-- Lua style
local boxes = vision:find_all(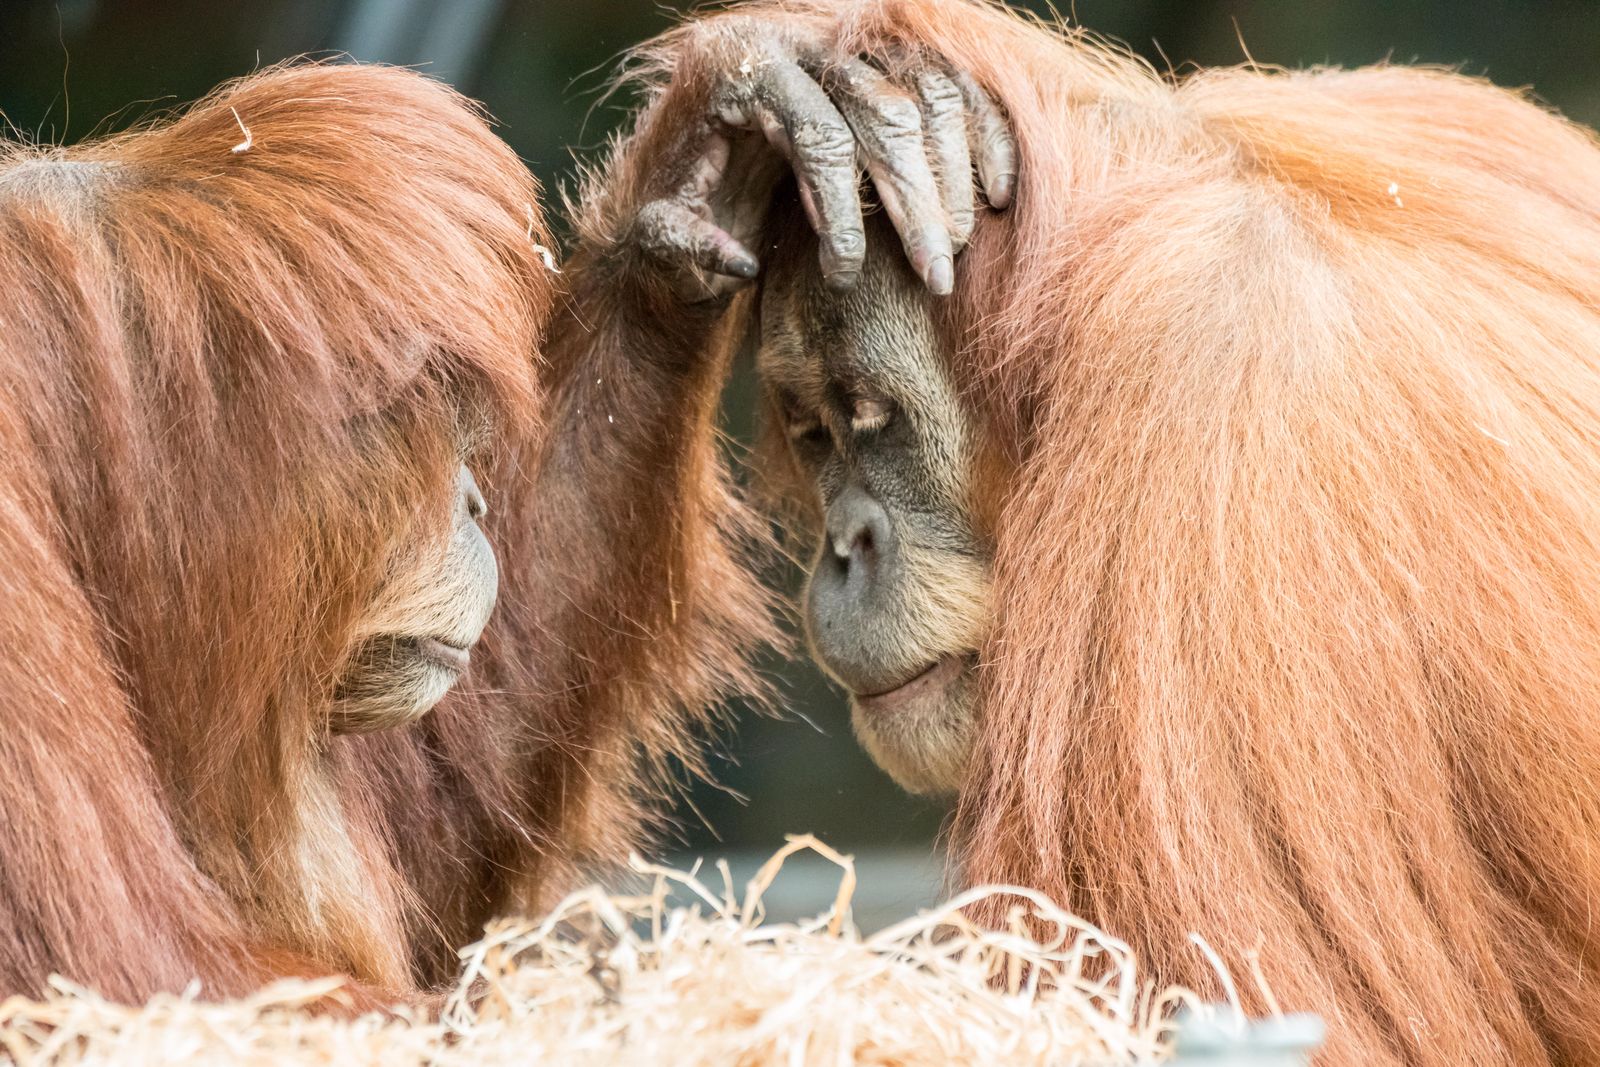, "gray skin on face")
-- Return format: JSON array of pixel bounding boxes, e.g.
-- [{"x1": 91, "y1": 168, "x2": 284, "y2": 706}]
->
[
  {"x1": 758, "y1": 214, "x2": 991, "y2": 796},
  {"x1": 329, "y1": 464, "x2": 498, "y2": 733}
]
